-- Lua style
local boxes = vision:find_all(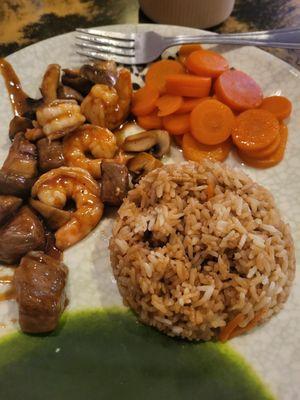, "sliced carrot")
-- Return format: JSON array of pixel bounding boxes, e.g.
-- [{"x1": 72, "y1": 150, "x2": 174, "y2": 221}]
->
[
  {"x1": 229, "y1": 309, "x2": 266, "y2": 340},
  {"x1": 190, "y1": 99, "x2": 235, "y2": 145},
  {"x1": 165, "y1": 74, "x2": 212, "y2": 98},
  {"x1": 145, "y1": 59, "x2": 185, "y2": 94},
  {"x1": 156, "y1": 94, "x2": 183, "y2": 117},
  {"x1": 215, "y1": 70, "x2": 263, "y2": 111},
  {"x1": 238, "y1": 124, "x2": 288, "y2": 168},
  {"x1": 131, "y1": 85, "x2": 159, "y2": 116},
  {"x1": 182, "y1": 133, "x2": 232, "y2": 163},
  {"x1": 232, "y1": 109, "x2": 279, "y2": 152},
  {"x1": 162, "y1": 113, "x2": 190, "y2": 136},
  {"x1": 206, "y1": 181, "x2": 215, "y2": 200},
  {"x1": 178, "y1": 44, "x2": 202, "y2": 65},
  {"x1": 260, "y1": 95, "x2": 292, "y2": 120},
  {"x1": 173, "y1": 135, "x2": 183, "y2": 147},
  {"x1": 179, "y1": 44, "x2": 203, "y2": 56},
  {"x1": 186, "y1": 49, "x2": 229, "y2": 78},
  {"x1": 240, "y1": 129, "x2": 281, "y2": 160},
  {"x1": 219, "y1": 313, "x2": 244, "y2": 342},
  {"x1": 137, "y1": 112, "x2": 162, "y2": 130},
  {"x1": 175, "y1": 97, "x2": 210, "y2": 114}
]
